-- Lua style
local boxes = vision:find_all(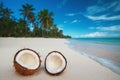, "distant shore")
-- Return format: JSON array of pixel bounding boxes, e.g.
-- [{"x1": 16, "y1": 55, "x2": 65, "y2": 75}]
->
[{"x1": 0, "y1": 38, "x2": 120, "y2": 80}]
